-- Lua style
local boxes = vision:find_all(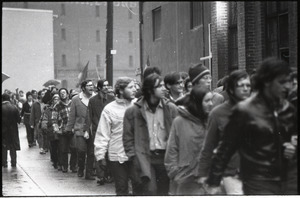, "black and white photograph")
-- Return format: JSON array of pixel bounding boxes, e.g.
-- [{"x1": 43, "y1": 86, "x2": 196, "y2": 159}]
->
[{"x1": 2, "y1": 1, "x2": 298, "y2": 196}]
